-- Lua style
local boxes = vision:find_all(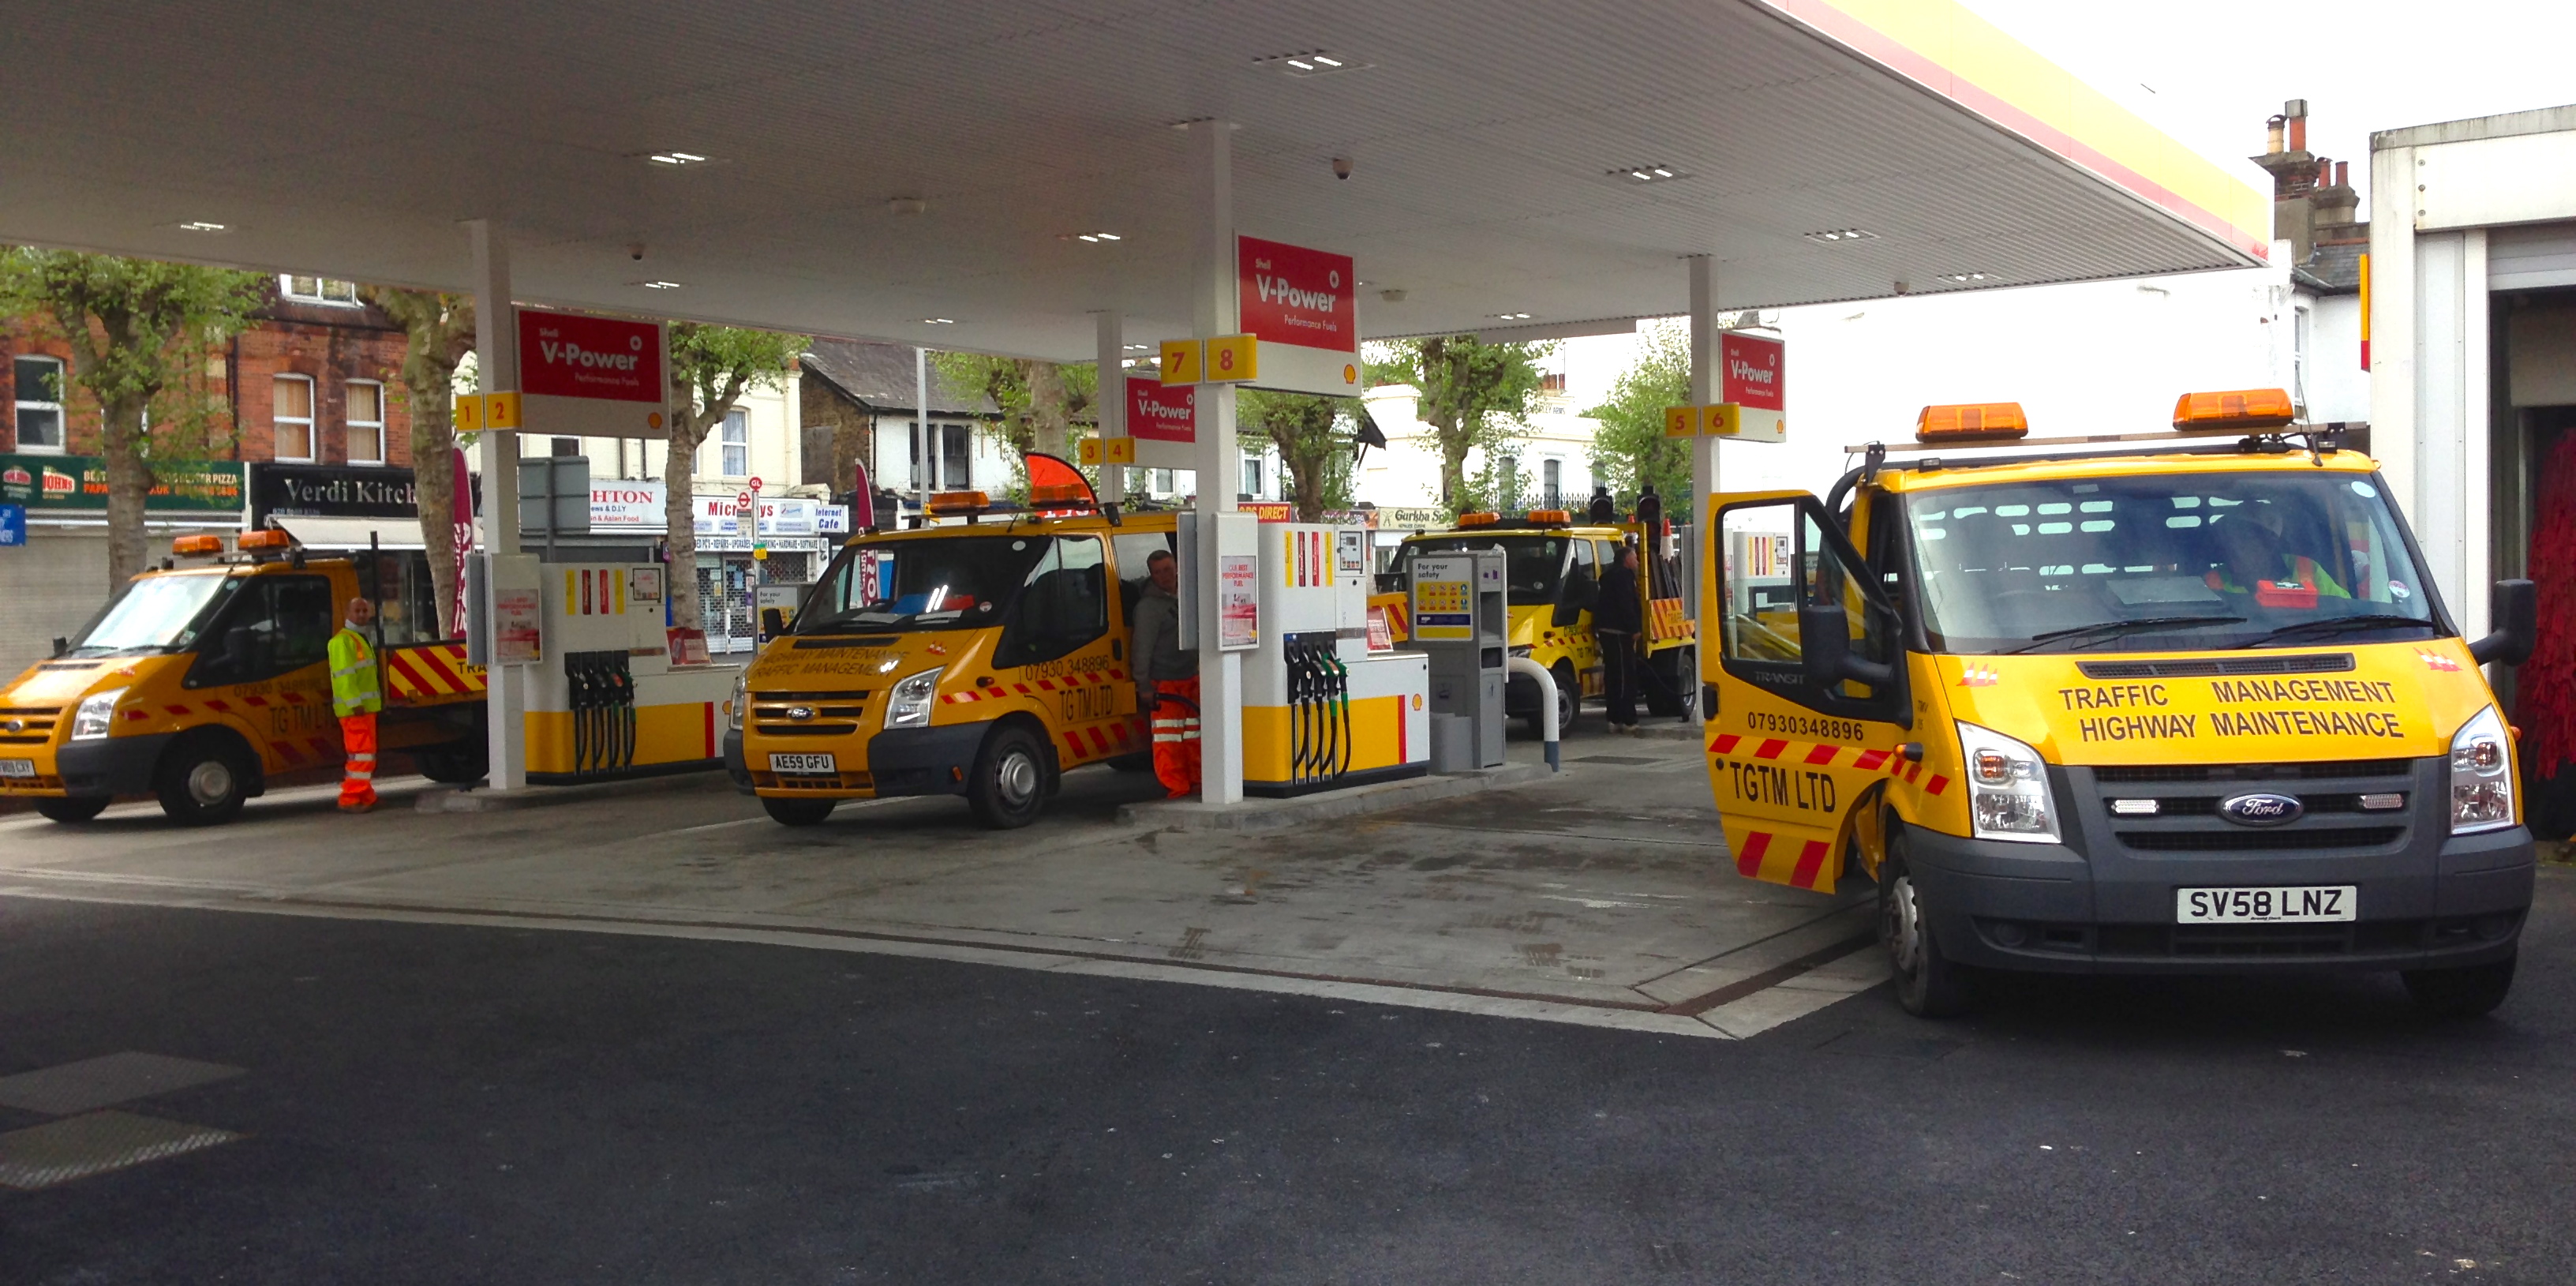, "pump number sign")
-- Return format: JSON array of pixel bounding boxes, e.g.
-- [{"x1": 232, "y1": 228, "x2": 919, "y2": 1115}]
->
[{"x1": 1412, "y1": 554, "x2": 1473, "y2": 642}]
